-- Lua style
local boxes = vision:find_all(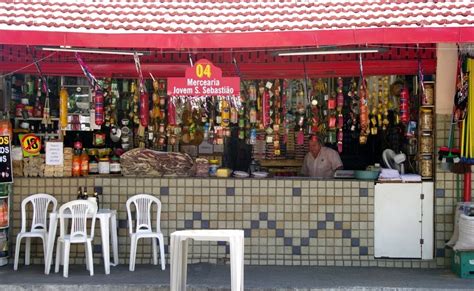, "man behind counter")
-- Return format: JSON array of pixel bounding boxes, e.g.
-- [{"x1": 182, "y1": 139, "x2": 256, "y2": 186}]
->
[{"x1": 301, "y1": 134, "x2": 343, "y2": 178}]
